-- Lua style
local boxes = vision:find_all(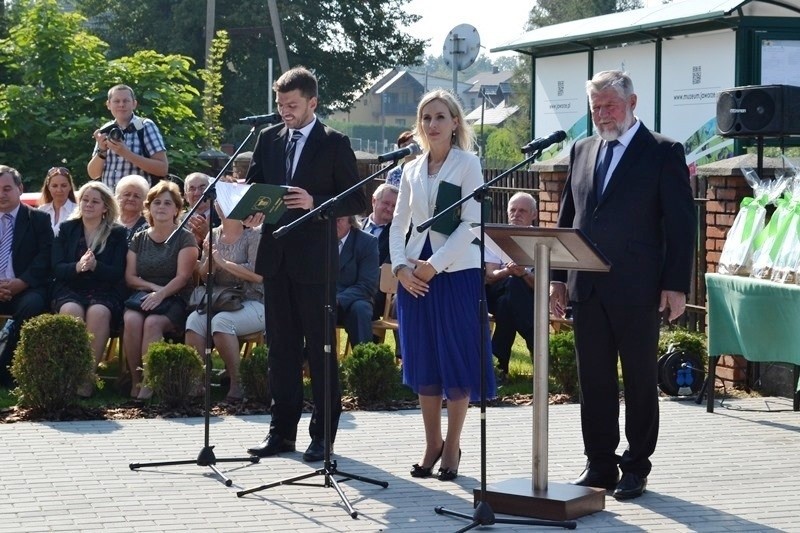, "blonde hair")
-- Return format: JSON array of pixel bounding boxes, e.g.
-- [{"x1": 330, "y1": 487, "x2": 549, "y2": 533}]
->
[
  {"x1": 72, "y1": 181, "x2": 119, "y2": 254},
  {"x1": 413, "y1": 89, "x2": 475, "y2": 153}
]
